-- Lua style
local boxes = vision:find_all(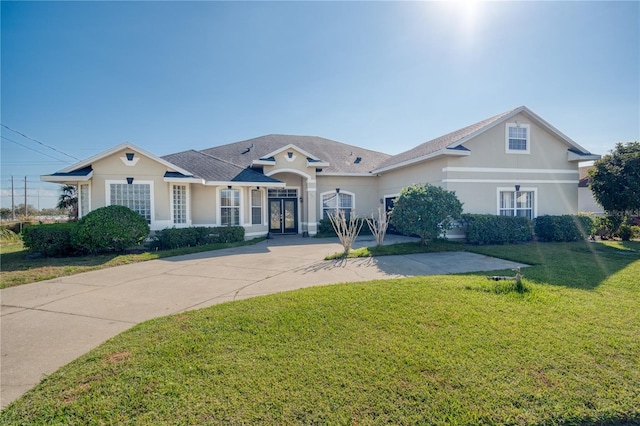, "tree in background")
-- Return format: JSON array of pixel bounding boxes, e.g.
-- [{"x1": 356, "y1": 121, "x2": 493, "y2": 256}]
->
[
  {"x1": 390, "y1": 184, "x2": 463, "y2": 245},
  {"x1": 57, "y1": 184, "x2": 78, "y2": 220},
  {"x1": 589, "y1": 142, "x2": 640, "y2": 217}
]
